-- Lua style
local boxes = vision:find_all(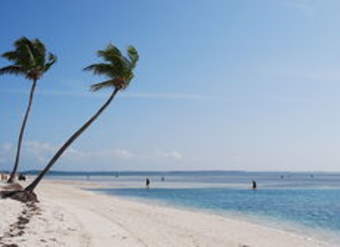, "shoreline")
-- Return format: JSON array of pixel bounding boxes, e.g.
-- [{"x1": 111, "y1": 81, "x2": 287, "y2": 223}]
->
[
  {"x1": 88, "y1": 183, "x2": 340, "y2": 246},
  {"x1": 1, "y1": 179, "x2": 336, "y2": 247}
]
